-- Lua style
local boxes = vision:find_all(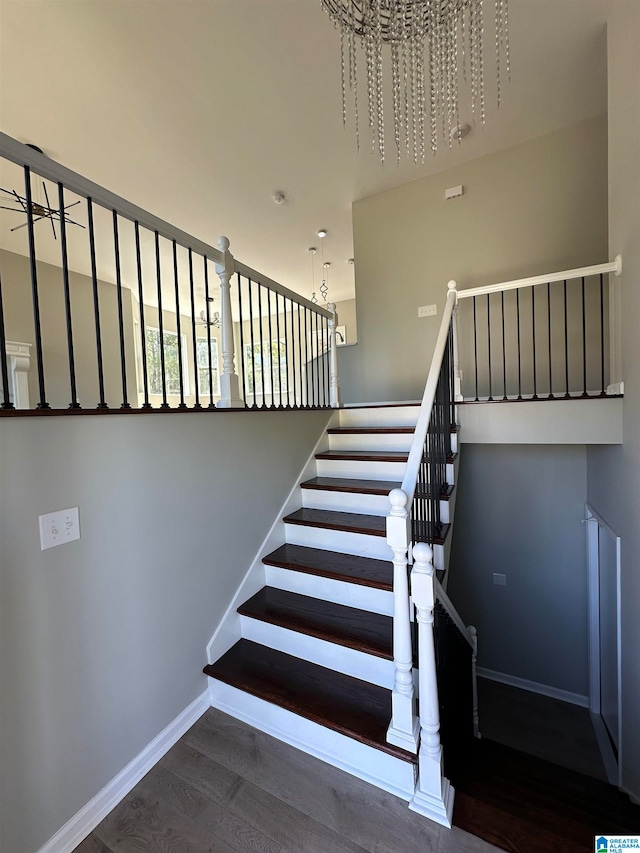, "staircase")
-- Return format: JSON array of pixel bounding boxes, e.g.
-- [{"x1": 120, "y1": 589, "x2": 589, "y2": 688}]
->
[{"x1": 204, "y1": 403, "x2": 458, "y2": 802}]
